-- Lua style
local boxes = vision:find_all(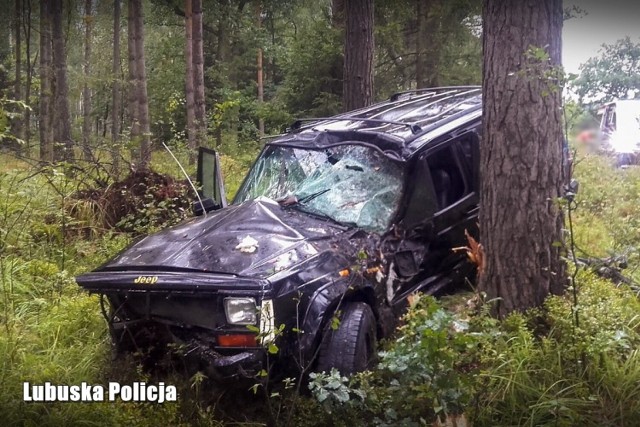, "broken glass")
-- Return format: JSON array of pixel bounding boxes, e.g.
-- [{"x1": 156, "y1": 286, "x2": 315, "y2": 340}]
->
[{"x1": 234, "y1": 145, "x2": 405, "y2": 233}]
